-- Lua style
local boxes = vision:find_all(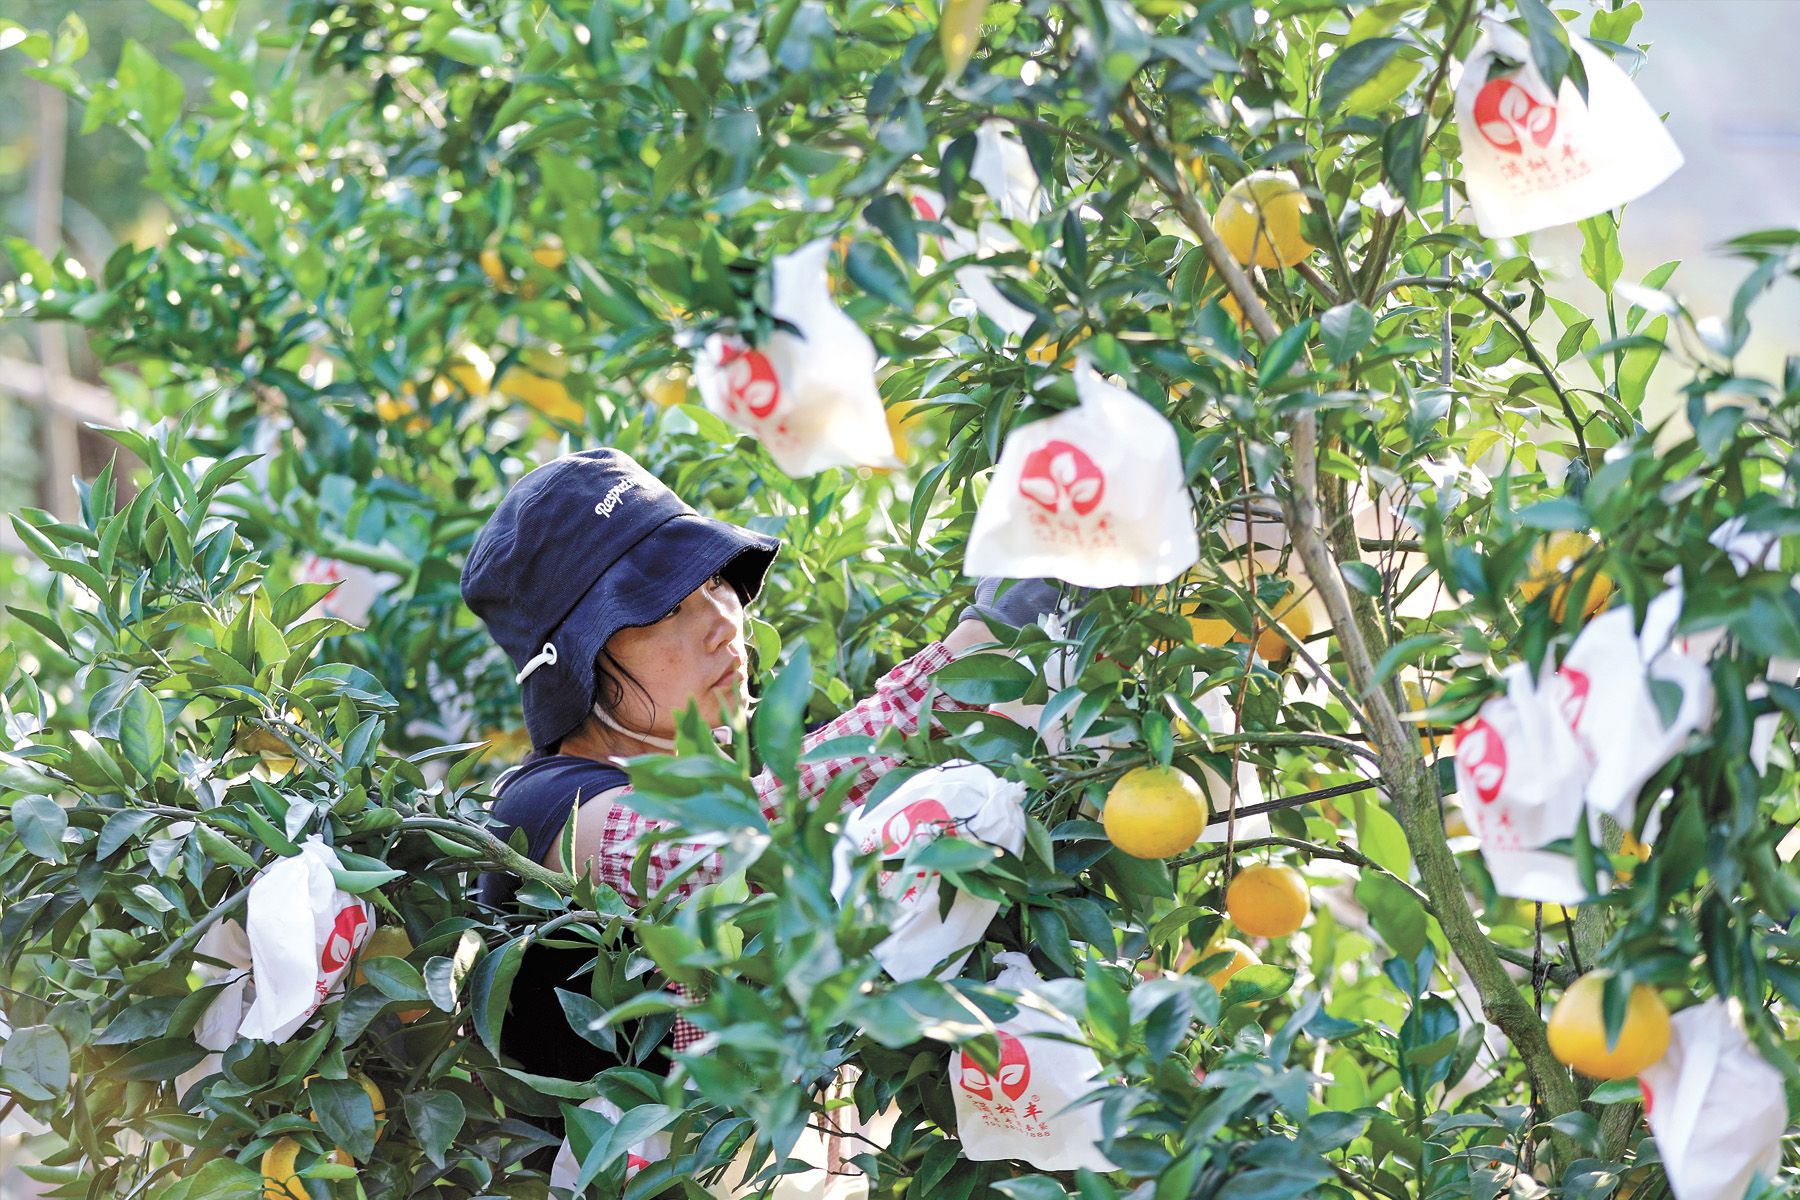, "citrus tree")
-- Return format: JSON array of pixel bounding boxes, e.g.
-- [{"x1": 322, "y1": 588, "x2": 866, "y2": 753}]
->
[{"x1": 3, "y1": 1, "x2": 1798, "y2": 1199}]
